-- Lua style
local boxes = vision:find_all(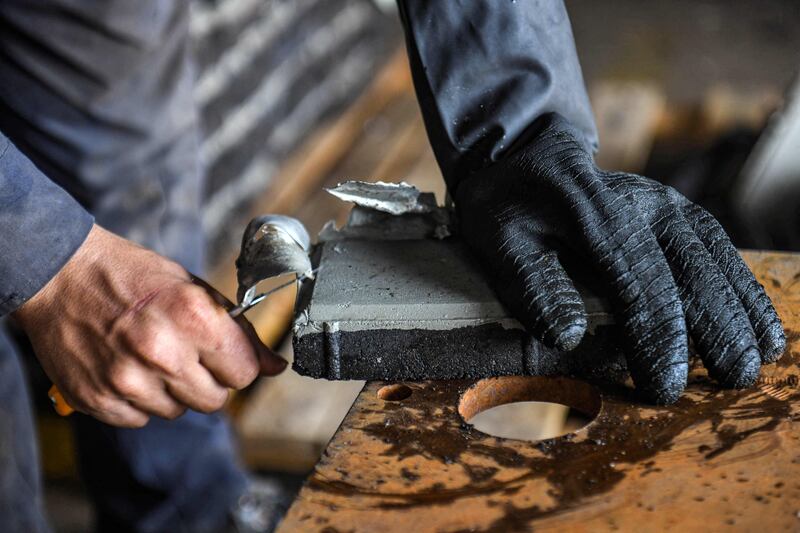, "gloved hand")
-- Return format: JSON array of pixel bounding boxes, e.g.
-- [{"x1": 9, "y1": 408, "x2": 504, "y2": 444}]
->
[{"x1": 457, "y1": 113, "x2": 785, "y2": 404}]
